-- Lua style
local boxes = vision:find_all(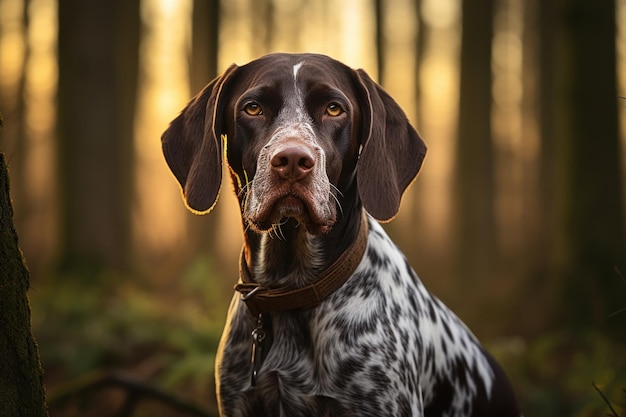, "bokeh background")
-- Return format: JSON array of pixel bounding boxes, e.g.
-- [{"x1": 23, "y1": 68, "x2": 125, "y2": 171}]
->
[{"x1": 1, "y1": 0, "x2": 625, "y2": 415}]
